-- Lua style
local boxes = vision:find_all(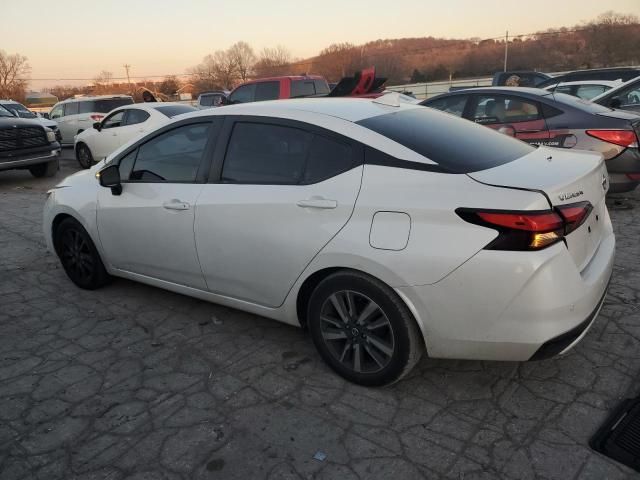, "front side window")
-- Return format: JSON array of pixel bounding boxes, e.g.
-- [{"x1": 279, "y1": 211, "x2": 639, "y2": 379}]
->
[
  {"x1": 49, "y1": 105, "x2": 64, "y2": 119},
  {"x1": 229, "y1": 84, "x2": 256, "y2": 104},
  {"x1": 424, "y1": 95, "x2": 467, "y2": 117},
  {"x1": 123, "y1": 109, "x2": 150, "y2": 126},
  {"x1": 5, "y1": 103, "x2": 36, "y2": 118},
  {"x1": 64, "y1": 102, "x2": 79, "y2": 116},
  {"x1": 102, "y1": 111, "x2": 125, "y2": 129},
  {"x1": 254, "y1": 82, "x2": 280, "y2": 101},
  {"x1": 471, "y1": 96, "x2": 540, "y2": 124},
  {"x1": 129, "y1": 123, "x2": 210, "y2": 182}
]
